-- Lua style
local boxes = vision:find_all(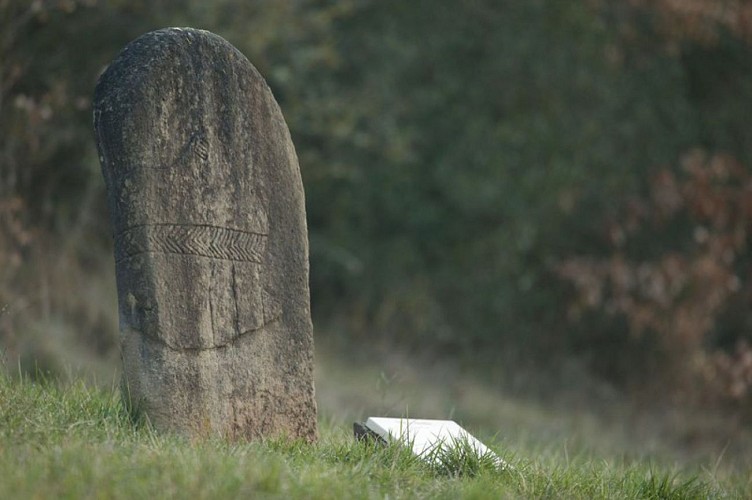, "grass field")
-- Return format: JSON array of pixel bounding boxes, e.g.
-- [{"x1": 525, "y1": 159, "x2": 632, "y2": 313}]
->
[{"x1": 2, "y1": 354, "x2": 750, "y2": 499}]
